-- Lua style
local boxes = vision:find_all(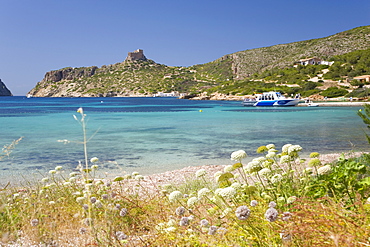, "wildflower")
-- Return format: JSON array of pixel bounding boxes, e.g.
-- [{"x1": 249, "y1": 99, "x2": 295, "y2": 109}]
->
[
  {"x1": 94, "y1": 200, "x2": 103, "y2": 208},
  {"x1": 198, "y1": 188, "x2": 211, "y2": 198},
  {"x1": 266, "y1": 151, "x2": 276, "y2": 158},
  {"x1": 91, "y1": 165, "x2": 98, "y2": 170},
  {"x1": 235, "y1": 205, "x2": 251, "y2": 220},
  {"x1": 280, "y1": 155, "x2": 291, "y2": 164},
  {"x1": 218, "y1": 187, "x2": 236, "y2": 199},
  {"x1": 49, "y1": 170, "x2": 56, "y2": 175},
  {"x1": 265, "y1": 207, "x2": 279, "y2": 222},
  {"x1": 287, "y1": 196, "x2": 297, "y2": 204},
  {"x1": 77, "y1": 107, "x2": 83, "y2": 114},
  {"x1": 245, "y1": 161, "x2": 261, "y2": 173},
  {"x1": 367, "y1": 197, "x2": 370, "y2": 204},
  {"x1": 82, "y1": 204, "x2": 89, "y2": 211},
  {"x1": 175, "y1": 206, "x2": 186, "y2": 216},
  {"x1": 258, "y1": 168, "x2": 271, "y2": 177},
  {"x1": 230, "y1": 150, "x2": 247, "y2": 161},
  {"x1": 101, "y1": 194, "x2": 109, "y2": 200},
  {"x1": 208, "y1": 226, "x2": 218, "y2": 235},
  {"x1": 49, "y1": 201, "x2": 56, "y2": 205},
  {"x1": 317, "y1": 165, "x2": 332, "y2": 175},
  {"x1": 187, "y1": 197, "x2": 198, "y2": 207},
  {"x1": 266, "y1": 144, "x2": 275, "y2": 150},
  {"x1": 257, "y1": 146, "x2": 268, "y2": 153},
  {"x1": 231, "y1": 182, "x2": 242, "y2": 190},
  {"x1": 224, "y1": 165, "x2": 234, "y2": 173},
  {"x1": 116, "y1": 231, "x2": 127, "y2": 240},
  {"x1": 179, "y1": 217, "x2": 189, "y2": 226},
  {"x1": 167, "y1": 191, "x2": 182, "y2": 203},
  {"x1": 135, "y1": 175, "x2": 144, "y2": 180},
  {"x1": 250, "y1": 200, "x2": 258, "y2": 207},
  {"x1": 55, "y1": 166, "x2": 63, "y2": 171},
  {"x1": 90, "y1": 197, "x2": 97, "y2": 203},
  {"x1": 119, "y1": 208, "x2": 128, "y2": 217},
  {"x1": 271, "y1": 174, "x2": 283, "y2": 184},
  {"x1": 30, "y1": 219, "x2": 39, "y2": 226},
  {"x1": 213, "y1": 171, "x2": 223, "y2": 180},
  {"x1": 200, "y1": 219, "x2": 209, "y2": 227},
  {"x1": 287, "y1": 145, "x2": 302, "y2": 155},
  {"x1": 282, "y1": 144, "x2": 292, "y2": 153},
  {"x1": 132, "y1": 171, "x2": 139, "y2": 176},
  {"x1": 115, "y1": 203, "x2": 121, "y2": 209},
  {"x1": 90, "y1": 157, "x2": 99, "y2": 163},
  {"x1": 79, "y1": 227, "x2": 87, "y2": 234},
  {"x1": 195, "y1": 168, "x2": 207, "y2": 177},
  {"x1": 308, "y1": 158, "x2": 321, "y2": 167},
  {"x1": 41, "y1": 177, "x2": 49, "y2": 183},
  {"x1": 269, "y1": 201, "x2": 277, "y2": 208},
  {"x1": 309, "y1": 152, "x2": 320, "y2": 158}
]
